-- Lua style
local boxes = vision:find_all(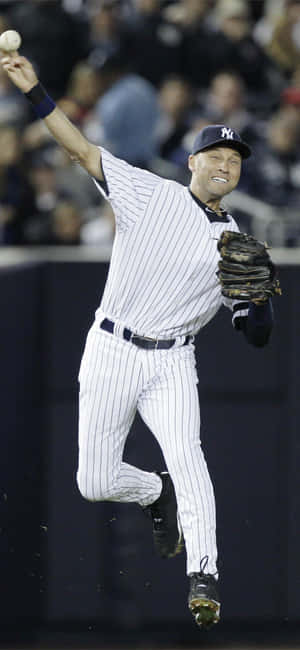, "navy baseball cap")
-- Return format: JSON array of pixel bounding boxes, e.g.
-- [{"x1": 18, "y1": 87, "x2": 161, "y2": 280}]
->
[{"x1": 192, "y1": 124, "x2": 251, "y2": 159}]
